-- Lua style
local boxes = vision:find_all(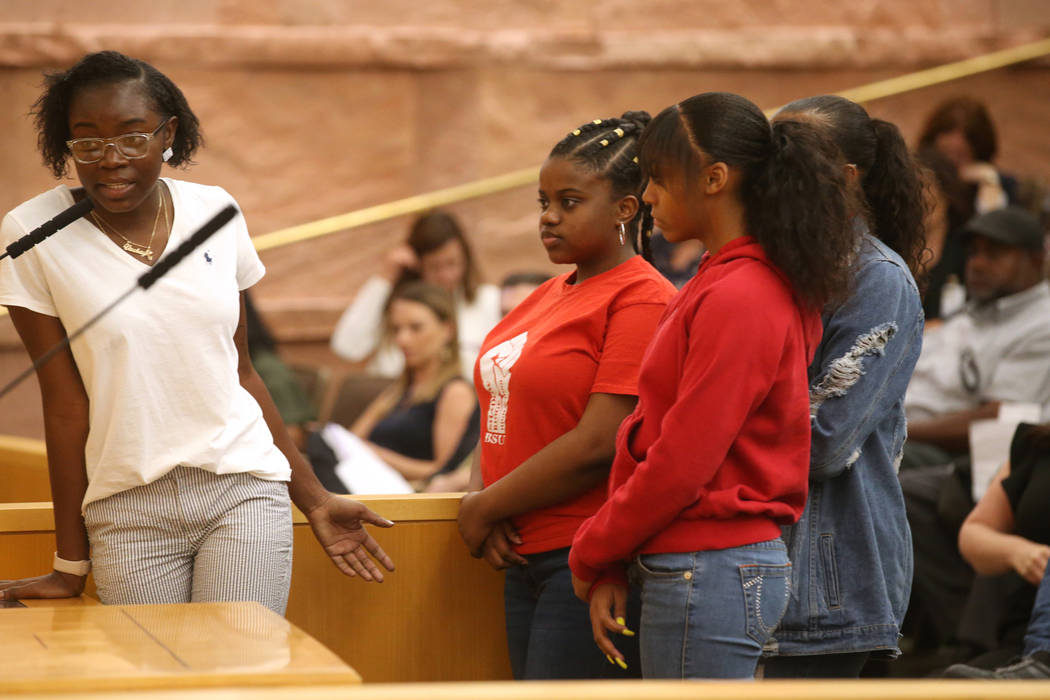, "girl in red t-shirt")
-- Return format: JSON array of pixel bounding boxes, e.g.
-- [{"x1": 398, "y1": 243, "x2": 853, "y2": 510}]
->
[
  {"x1": 456, "y1": 112, "x2": 676, "y2": 679},
  {"x1": 567, "y1": 92, "x2": 859, "y2": 679}
]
